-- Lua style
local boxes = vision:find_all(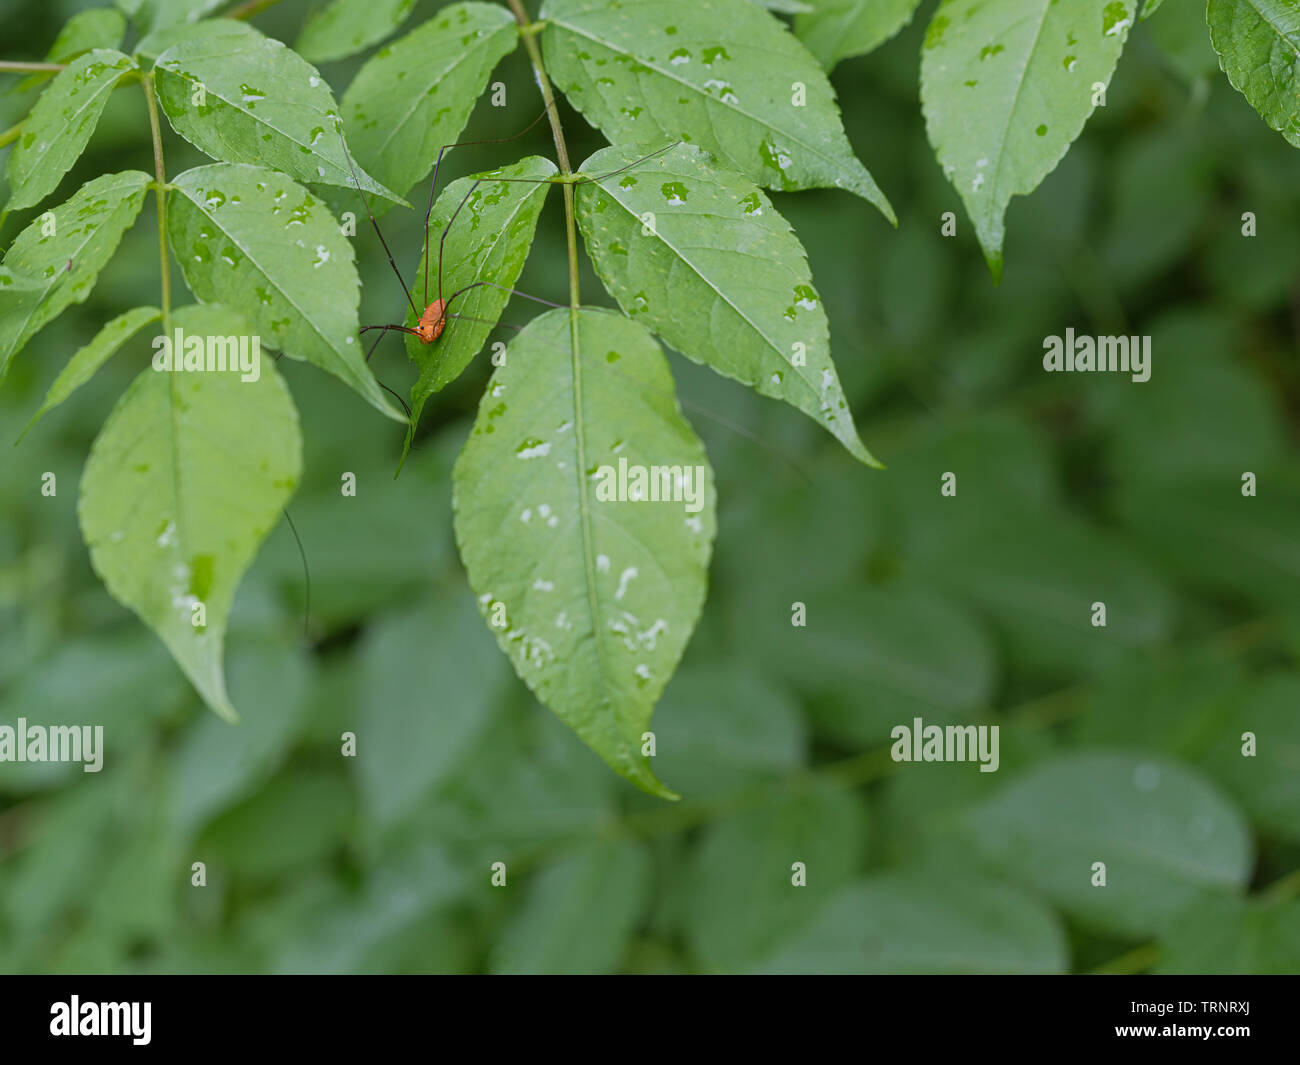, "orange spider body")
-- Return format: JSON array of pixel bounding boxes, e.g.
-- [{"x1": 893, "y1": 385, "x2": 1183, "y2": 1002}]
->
[{"x1": 416, "y1": 298, "x2": 447, "y2": 343}]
